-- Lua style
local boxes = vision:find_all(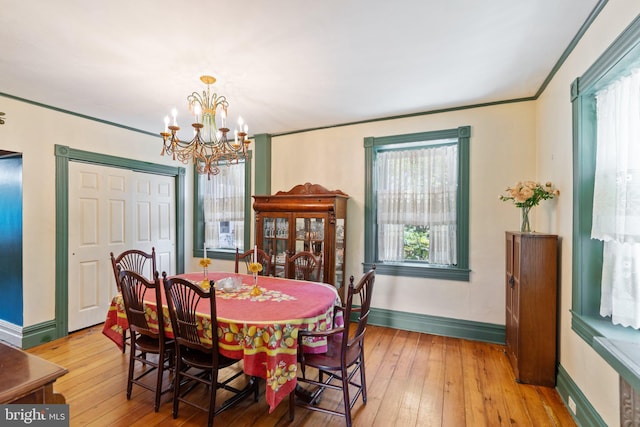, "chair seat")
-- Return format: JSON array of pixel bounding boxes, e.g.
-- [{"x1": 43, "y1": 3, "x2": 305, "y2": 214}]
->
[
  {"x1": 301, "y1": 333, "x2": 360, "y2": 371},
  {"x1": 134, "y1": 334, "x2": 174, "y2": 354},
  {"x1": 180, "y1": 347, "x2": 239, "y2": 370}
]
